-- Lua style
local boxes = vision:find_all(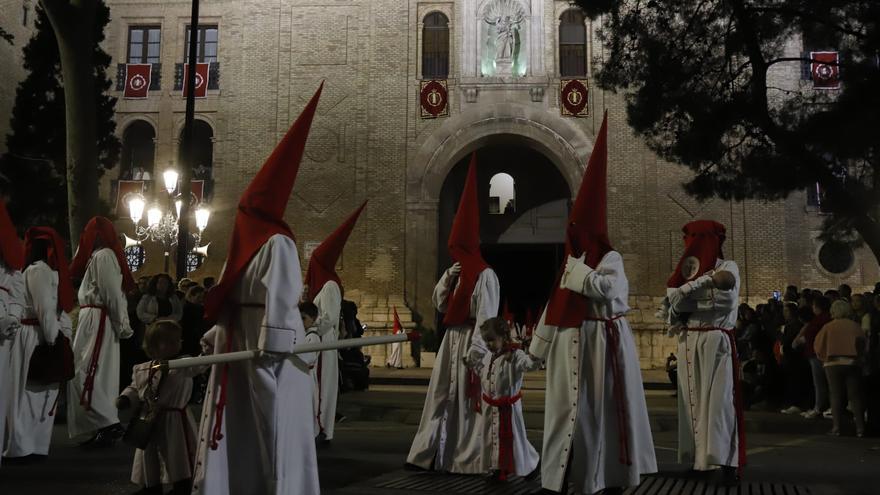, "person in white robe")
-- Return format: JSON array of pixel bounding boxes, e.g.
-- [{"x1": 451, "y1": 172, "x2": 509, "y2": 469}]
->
[
  {"x1": 0, "y1": 199, "x2": 25, "y2": 468},
  {"x1": 660, "y1": 220, "x2": 743, "y2": 486},
  {"x1": 304, "y1": 201, "x2": 367, "y2": 443},
  {"x1": 4, "y1": 227, "x2": 74, "y2": 460},
  {"x1": 191, "y1": 83, "x2": 323, "y2": 495},
  {"x1": 530, "y1": 113, "x2": 656, "y2": 495},
  {"x1": 67, "y1": 217, "x2": 135, "y2": 445},
  {"x1": 117, "y1": 320, "x2": 206, "y2": 495},
  {"x1": 476, "y1": 317, "x2": 541, "y2": 480},
  {"x1": 386, "y1": 307, "x2": 404, "y2": 369},
  {"x1": 407, "y1": 153, "x2": 500, "y2": 474}
]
